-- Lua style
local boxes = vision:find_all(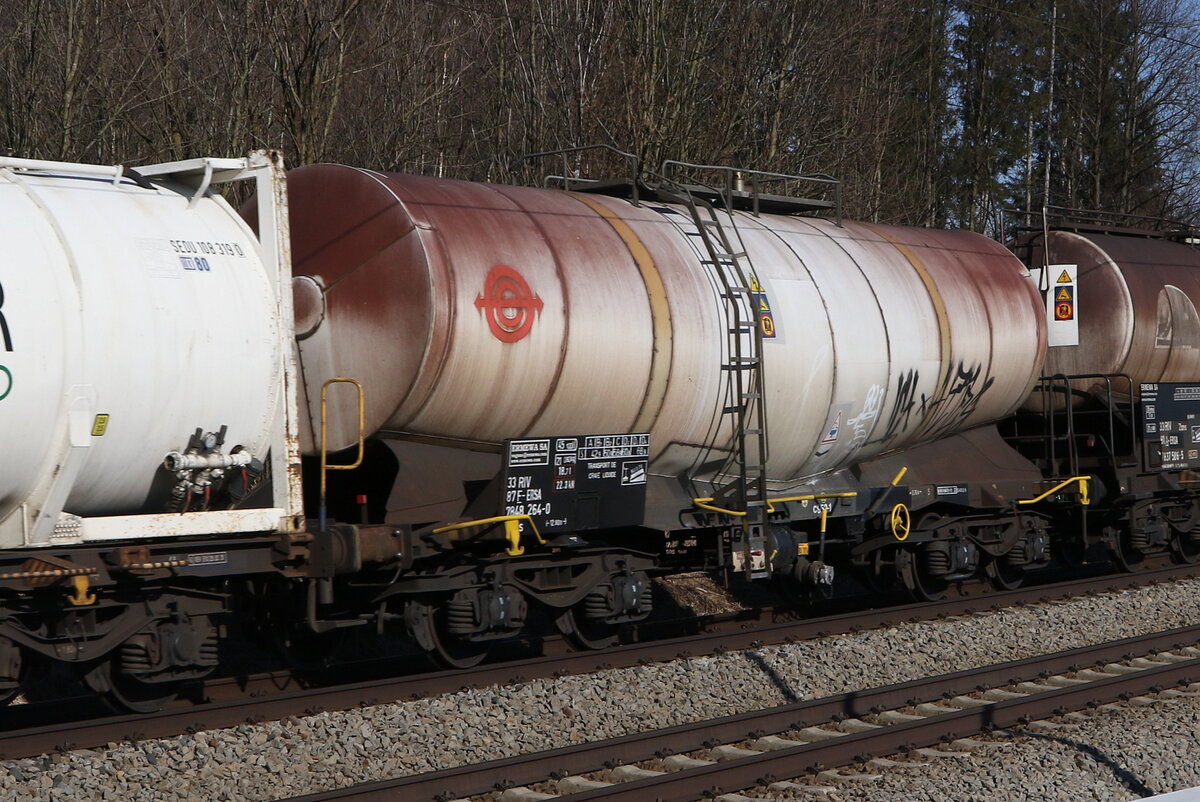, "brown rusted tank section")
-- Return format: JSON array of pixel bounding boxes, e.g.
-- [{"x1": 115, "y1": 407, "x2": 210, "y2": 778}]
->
[
  {"x1": 1019, "y1": 230, "x2": 1200, "y2": 390},
  {"x1": 271, "y1": 164, "x2": 719, "y2": 458}
]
